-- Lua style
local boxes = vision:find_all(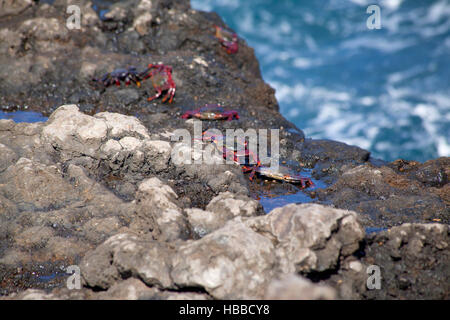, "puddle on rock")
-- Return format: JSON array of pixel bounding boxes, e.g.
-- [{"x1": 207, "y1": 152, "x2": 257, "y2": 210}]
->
[
  {"x1": 365, "y1": 227, "x2": 389, "y2": 234},
  {"x1": 0, "y1": 110, "x2": 48, "y2": 123}
]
